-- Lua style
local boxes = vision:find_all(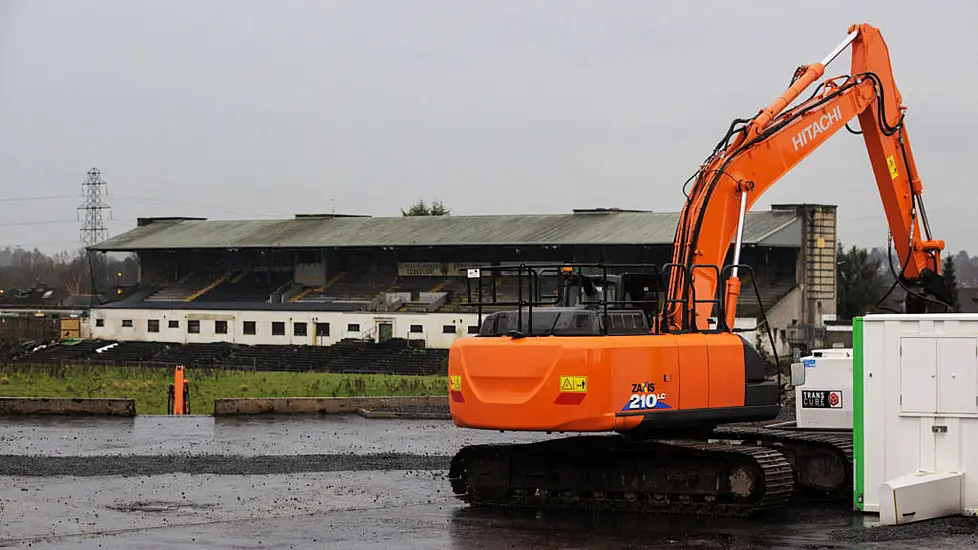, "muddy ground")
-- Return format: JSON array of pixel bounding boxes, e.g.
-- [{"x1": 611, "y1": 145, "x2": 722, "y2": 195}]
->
[{"x1": 1, "y1": 414, "x2": 976, "y2": 549}]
